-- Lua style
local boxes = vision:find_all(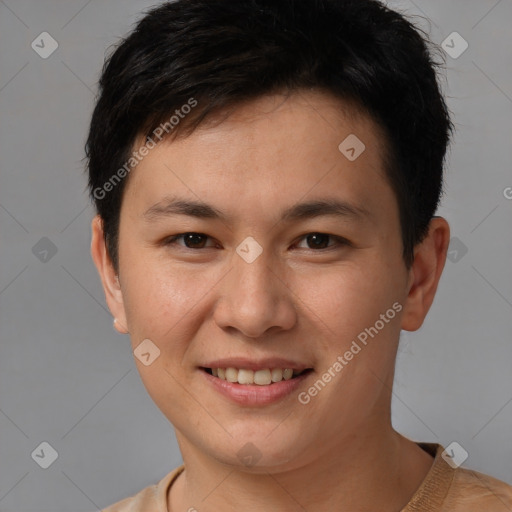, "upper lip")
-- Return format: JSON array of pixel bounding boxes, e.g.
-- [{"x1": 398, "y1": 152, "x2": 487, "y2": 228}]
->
[{"x1": 201, "y1": 358, "x2": 313, "y2": 372}]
